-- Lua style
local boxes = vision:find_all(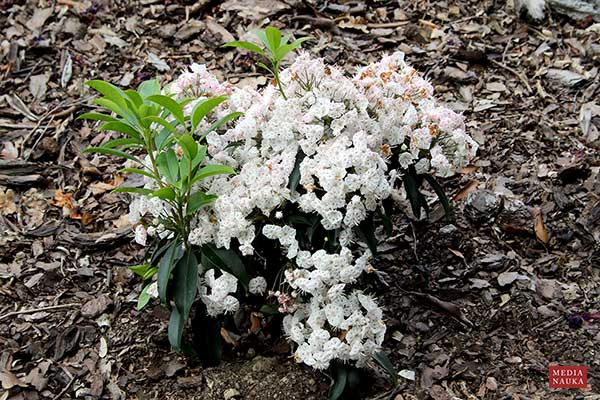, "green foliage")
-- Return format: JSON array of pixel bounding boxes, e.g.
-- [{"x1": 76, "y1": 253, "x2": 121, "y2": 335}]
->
[
  {"x1": 80, "y1": 78, "x2": 242, "y2": 352},
  {"x1": 224, "y1": 26, "x2": 311, "y2": 99}
]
